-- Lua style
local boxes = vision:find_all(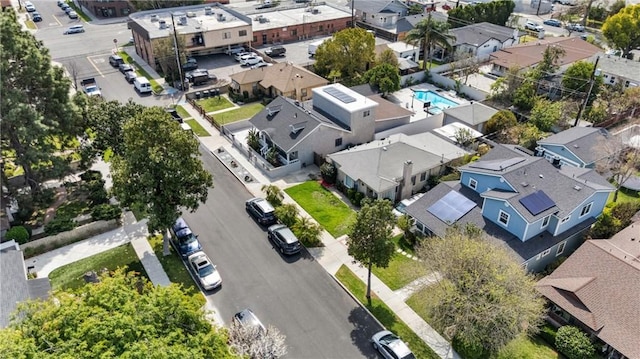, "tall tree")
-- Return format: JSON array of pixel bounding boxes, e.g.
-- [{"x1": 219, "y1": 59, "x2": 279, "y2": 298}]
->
[
  {"x1": 414, "y1": 227, "x2": 544, "y2": 357},
  {"x1": 314, "y1": 28, "x2": 375, "y2": 84},
  {"x1": 403, "y1": 13, "x2": 456, "y2": 70},
  {"x1": 347, "y1": 199, "x2": 396, "y2": 305},
  {"x1": 529, "y1": 98, "x2": 562, "y2": 132},
  {"x1": 595, "y1": 130, "x2": 640, "y2": 202},
  {"x1": 536, "y1": 45, "x2": 566, "y2": 76},
  {"x1": 1, "y1": 9, "x2": 84, "y2": 193},
  {"x1": 377, "y1": 48, "x2": 399, "y2": 68},
  {"x1": 110, "y1": 107, "x2": 212, "y2": 248},
  {"x1": 228, "y1": 320, "x2": 287, "y2": 359},
  {"x1": 363, "y1": 63, "x2": 401, "y2": 97},
  {"x1": 154, "y1": 35, "x2": 186, "y2": 85},
  {"x1": 602, "y1": 4, "x2": 640, "y2": 57},
  {"x1": 484, "y1": 109, "x2": 517, "y2": 135},
  {"x1": 0, "y1": 269, "x2": 233, "y2": 358},
  {"x1": 562, "y1": 61, "x2": 603, "y2": 104}
]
